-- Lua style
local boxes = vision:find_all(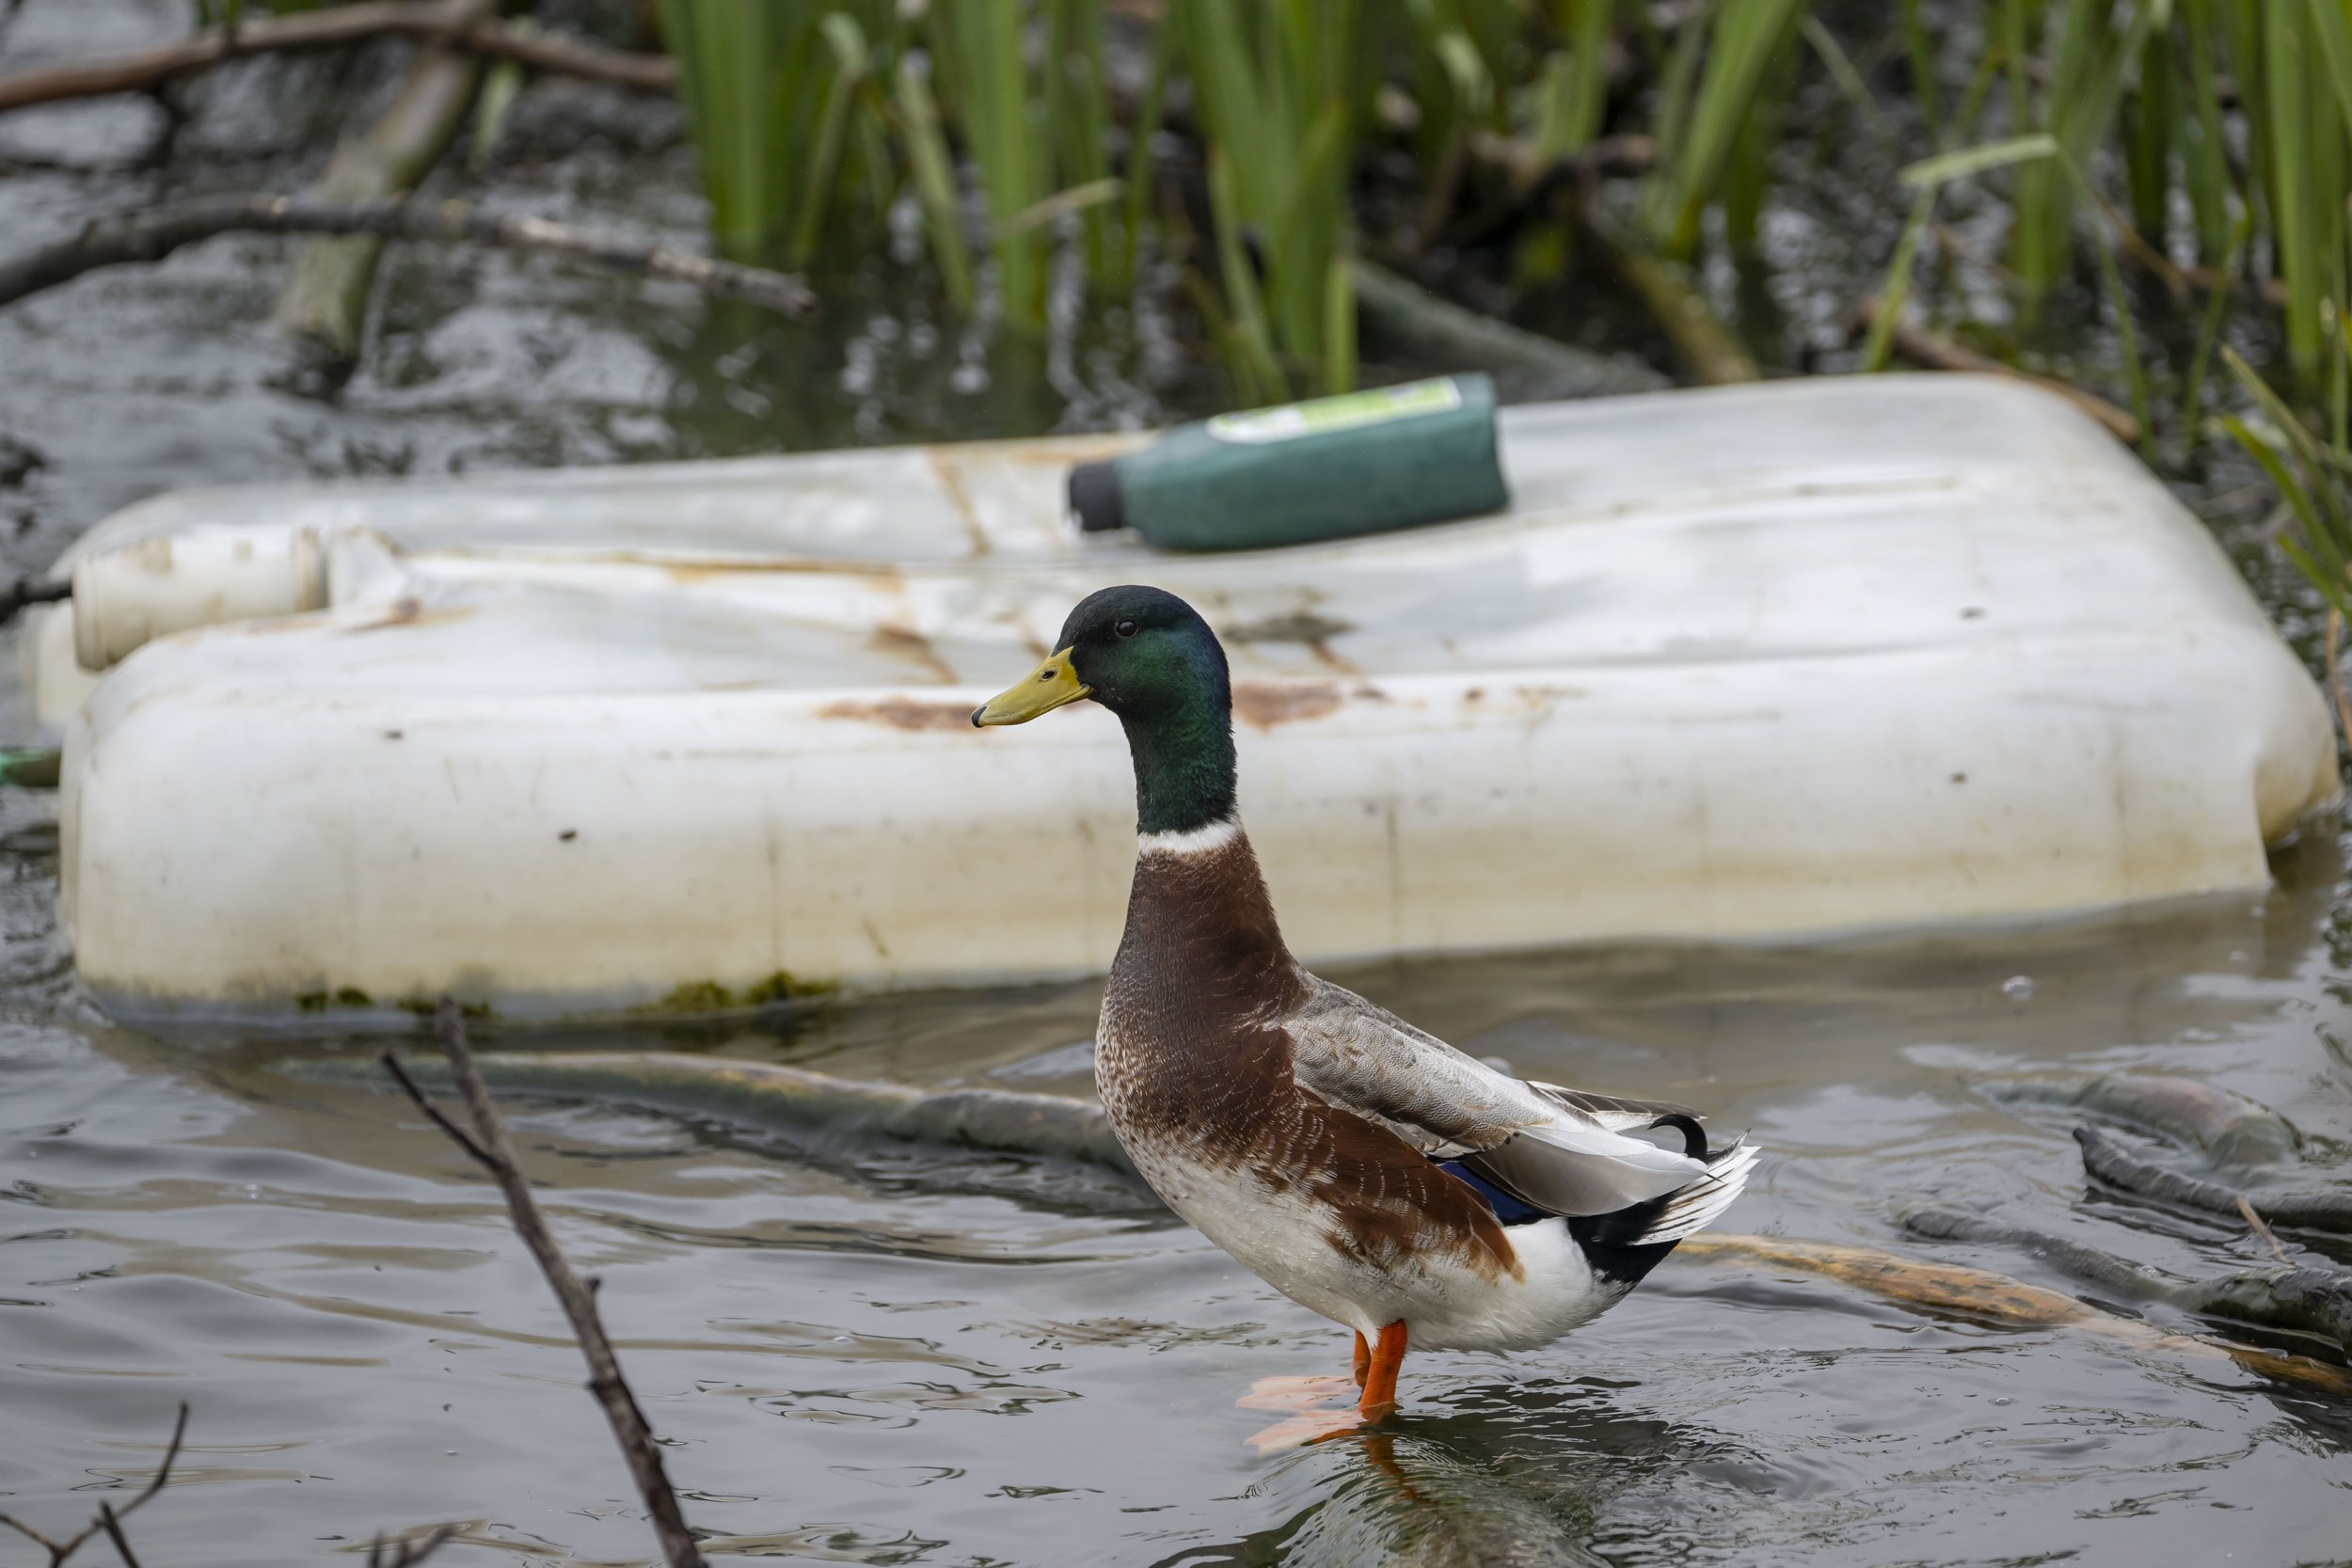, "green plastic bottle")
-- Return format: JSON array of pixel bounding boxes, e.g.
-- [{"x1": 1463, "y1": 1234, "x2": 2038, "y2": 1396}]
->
[{"x1": 1067, "y1": 373, "x2": 1509, "y2": 551}]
